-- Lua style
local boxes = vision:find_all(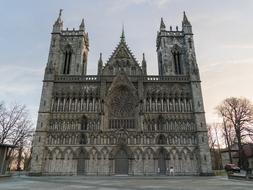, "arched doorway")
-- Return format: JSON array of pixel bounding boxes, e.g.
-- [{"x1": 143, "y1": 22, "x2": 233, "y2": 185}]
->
[
  {"x1": 77, "y1": 149, "x2": 88, "y2": 175},
  {"x1": 115, "y1": 149, "x2": 128, "y2": 174},
  {"x1": 158, "y1": 148, "x2": 166, "y2": 175}
]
